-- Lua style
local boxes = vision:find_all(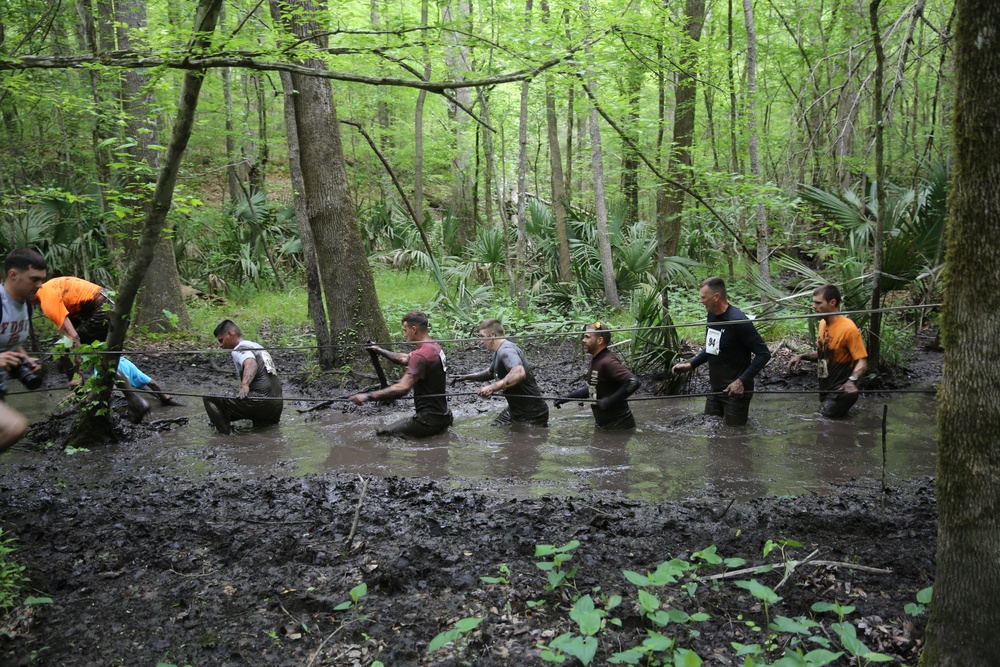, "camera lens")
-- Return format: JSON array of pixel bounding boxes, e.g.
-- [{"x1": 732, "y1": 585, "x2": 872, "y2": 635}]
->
[{"x1": 12, "y1": 361, "x2": 42, "y2": 391}]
